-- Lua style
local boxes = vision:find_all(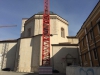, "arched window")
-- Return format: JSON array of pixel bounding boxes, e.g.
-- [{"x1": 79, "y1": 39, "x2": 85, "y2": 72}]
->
[{"x1": 61, "y1": 28, "x2": 65, "y2": 38}]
